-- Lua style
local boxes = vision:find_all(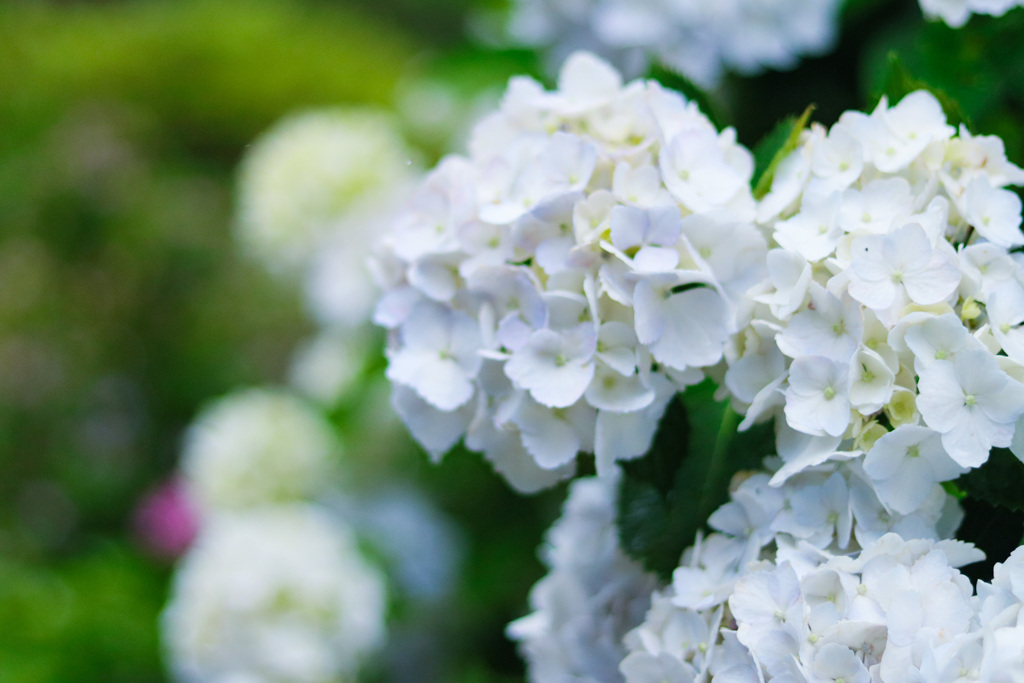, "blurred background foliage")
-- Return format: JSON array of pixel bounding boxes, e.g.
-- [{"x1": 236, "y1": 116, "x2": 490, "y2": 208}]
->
[{"x1": 0, "y1": 0, "x2": 1023, "y2": 680}]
